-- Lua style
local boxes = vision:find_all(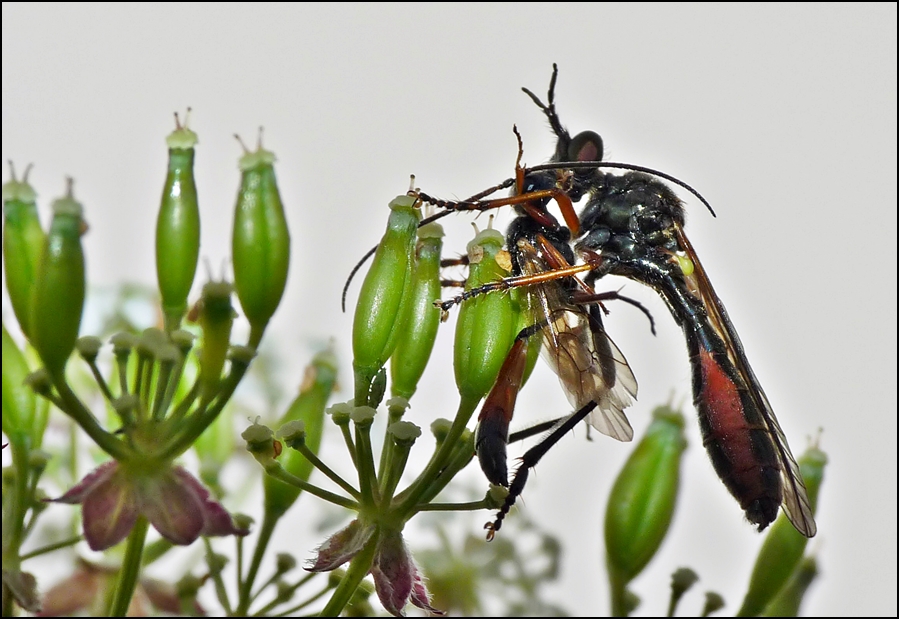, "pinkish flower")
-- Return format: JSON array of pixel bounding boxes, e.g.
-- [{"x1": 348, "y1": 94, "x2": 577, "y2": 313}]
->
[
  {"x1": 308, "y1": 520, "x2": 443, "y2": 617},
  {"x1": 51, "y1": 461, "x2": 248, "y2": 551}
]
